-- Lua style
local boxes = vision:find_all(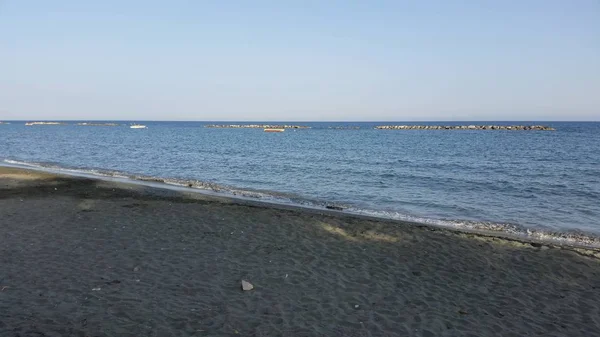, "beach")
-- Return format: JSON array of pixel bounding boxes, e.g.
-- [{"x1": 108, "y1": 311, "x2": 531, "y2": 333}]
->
[{"x1": 1, "y1": 166, "x2": 599, "y2": 337}]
